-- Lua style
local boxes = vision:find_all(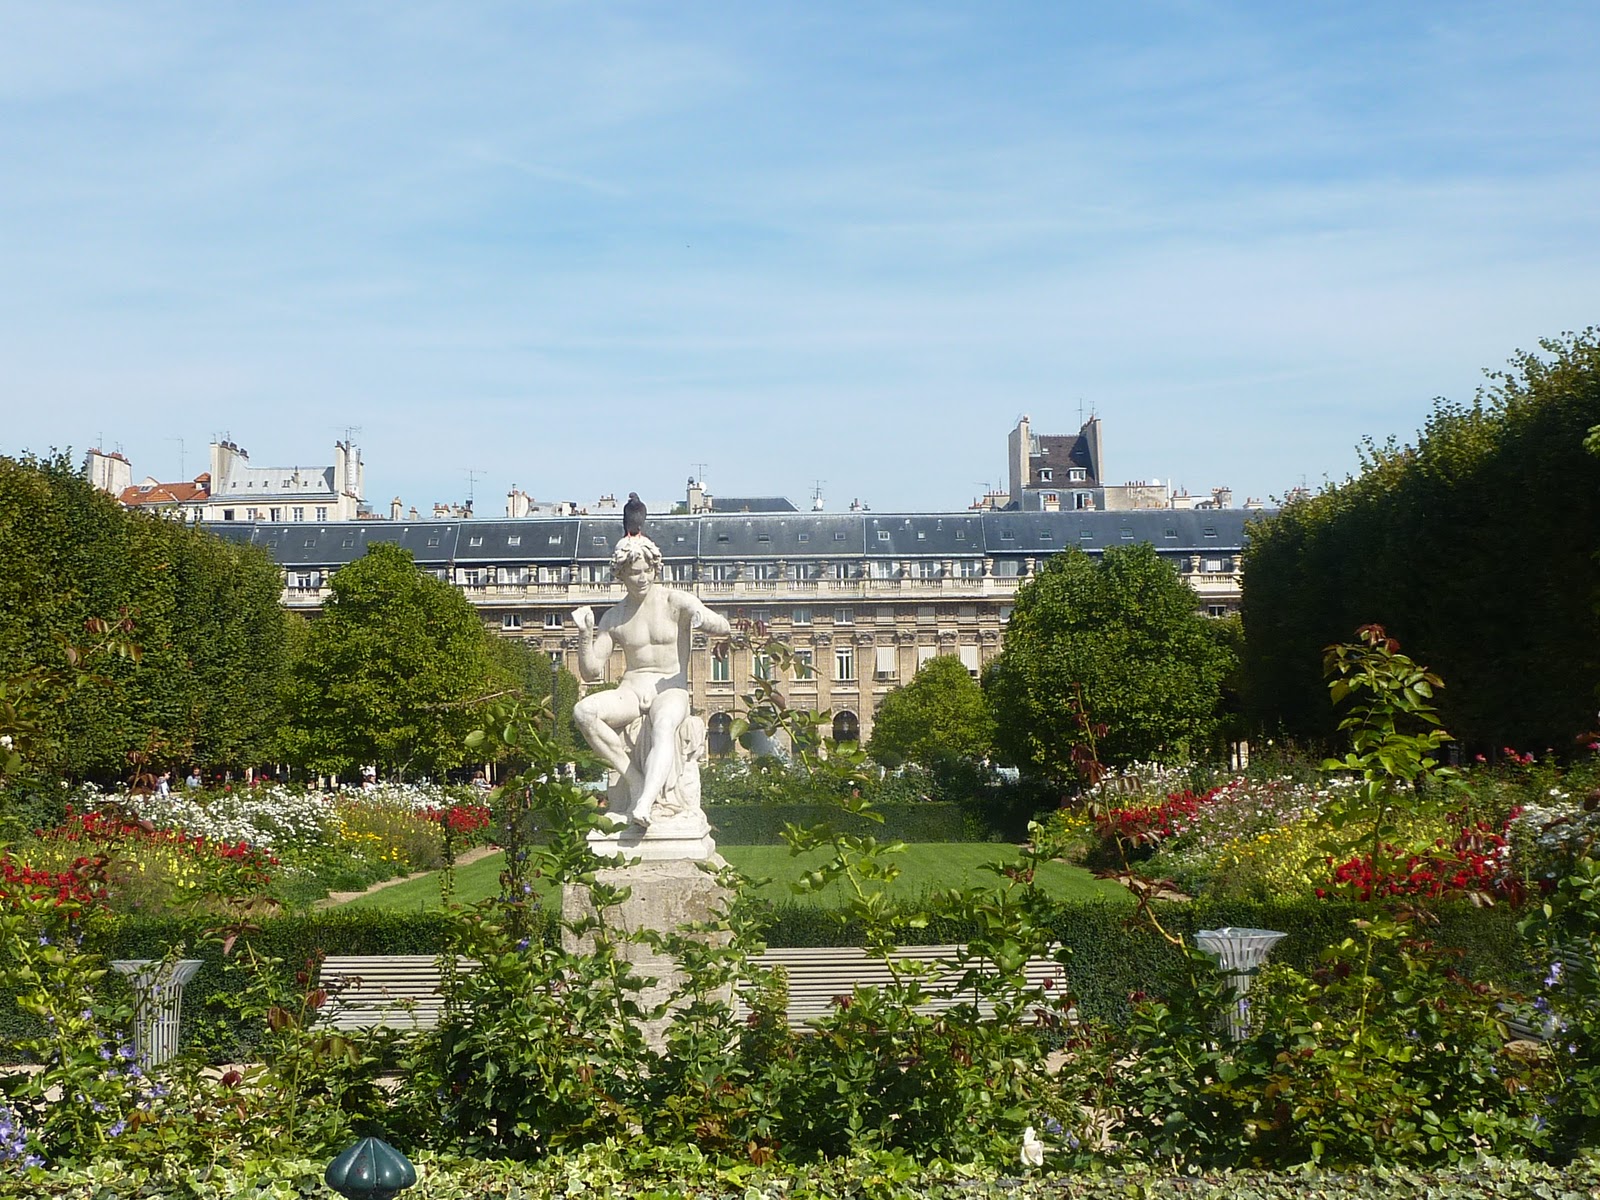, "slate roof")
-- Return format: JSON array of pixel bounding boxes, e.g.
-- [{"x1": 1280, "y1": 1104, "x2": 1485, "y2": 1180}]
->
[
  {"x1": 205, "y1": 508, "x2": 1262, "y2": 570},
  {"x1": 708, "y1": 496, "x2": 800, "y2": 513}
]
